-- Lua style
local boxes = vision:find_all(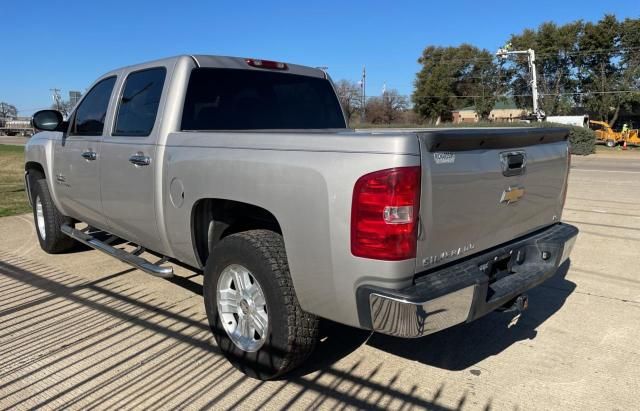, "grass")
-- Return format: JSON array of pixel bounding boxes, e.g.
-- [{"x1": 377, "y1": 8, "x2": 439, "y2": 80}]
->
[{"x1": 0, "y1": 144, "x2": 30, "y2": 217}]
